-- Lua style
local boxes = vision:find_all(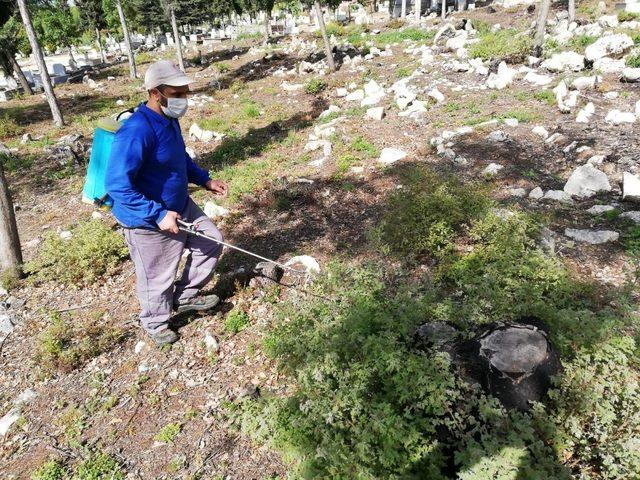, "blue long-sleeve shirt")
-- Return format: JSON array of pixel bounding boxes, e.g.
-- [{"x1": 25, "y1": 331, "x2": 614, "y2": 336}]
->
[{"x1": 105, "y1": 103, "x2": 210, "y2": 229}]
